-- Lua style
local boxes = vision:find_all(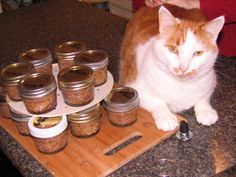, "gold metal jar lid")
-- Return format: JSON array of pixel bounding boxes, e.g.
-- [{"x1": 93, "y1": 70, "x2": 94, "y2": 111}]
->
[
  {"x1": 32, "y1": 116, "x2": 62, "y2": 129},
  {"x1": 57, "y1": 65, "x2": 94, "y2": 90},
  {"x1": 19, "y1": 48, "x2": 53, "y2": 67},
  {"x1": 74, "y1": 50, "x2": 109, "y2": 71},
  {"x1": 54, "y1": 41, "x2": 86, "y2": 59},
  {"x1": 10, "y1": 108, "x2": 32, "y2": 122},
  {"x1": 67, "y1": 104, "x2": 101, "y2": 123},
  {"x1": 18, "y1": 73, "x2": 57, "y2": 98},
  {"x1": 103, "y1": 87, "x2": 139, "y2": 112},
  {"x1": 0, "y1": 62, "x2": 35, "y2": 85}
]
